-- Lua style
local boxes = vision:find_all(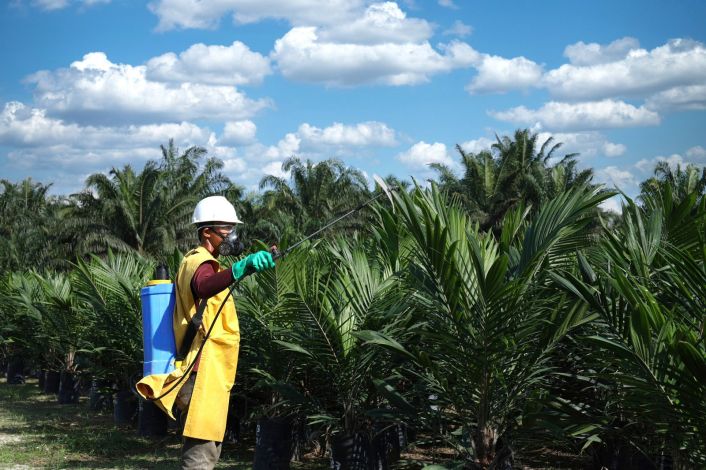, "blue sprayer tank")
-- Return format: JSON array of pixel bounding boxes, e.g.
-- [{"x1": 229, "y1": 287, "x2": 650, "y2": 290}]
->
[{"x1": 140, "y1": 274, "x2": 177, "y2": 377}]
